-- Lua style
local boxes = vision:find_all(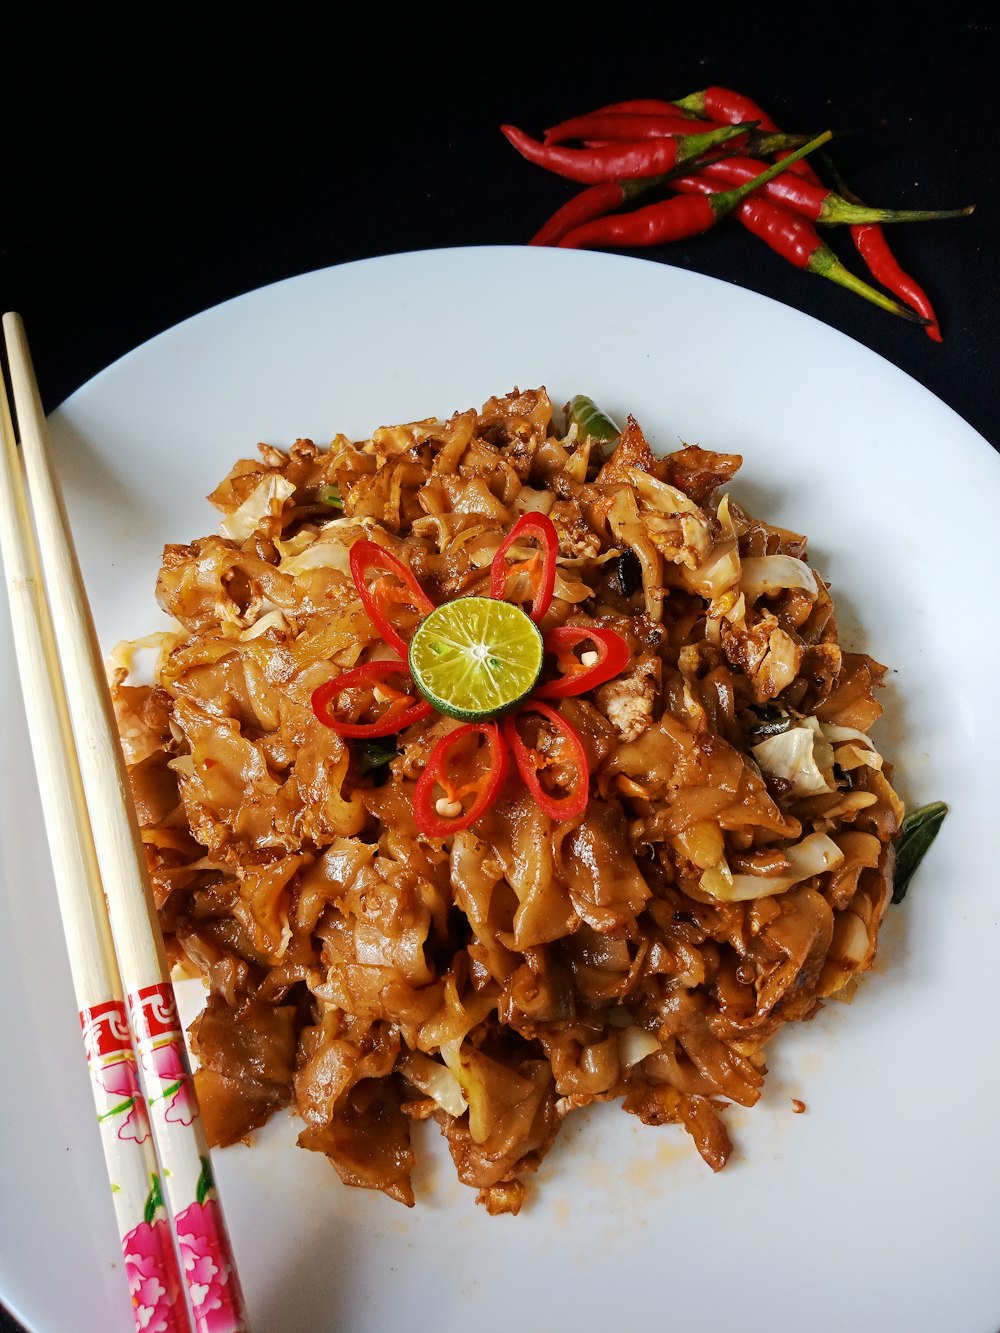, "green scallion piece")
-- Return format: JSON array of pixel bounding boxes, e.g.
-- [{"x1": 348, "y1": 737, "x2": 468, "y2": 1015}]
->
[
  {"x1": 317, "y1": 483, "x2": 343, "y2": 509},
  {"x1": 567, "y1": 394, "x2": 621, "y2": 447},
  {"x1": 356, "y1": 738, "x2": 397, "y2": 777}
]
